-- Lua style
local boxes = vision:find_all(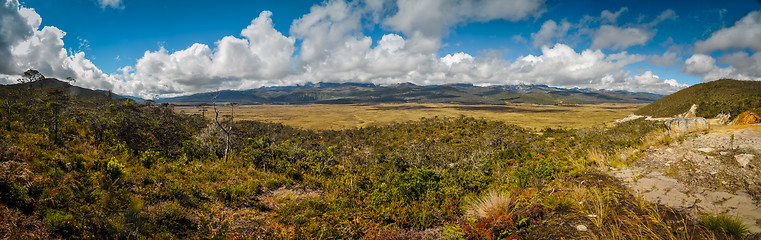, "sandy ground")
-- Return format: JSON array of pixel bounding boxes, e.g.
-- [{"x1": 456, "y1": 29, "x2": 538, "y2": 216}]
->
[{"x1": 612, "y1": 125, "x2": 761, "y2": 232}]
